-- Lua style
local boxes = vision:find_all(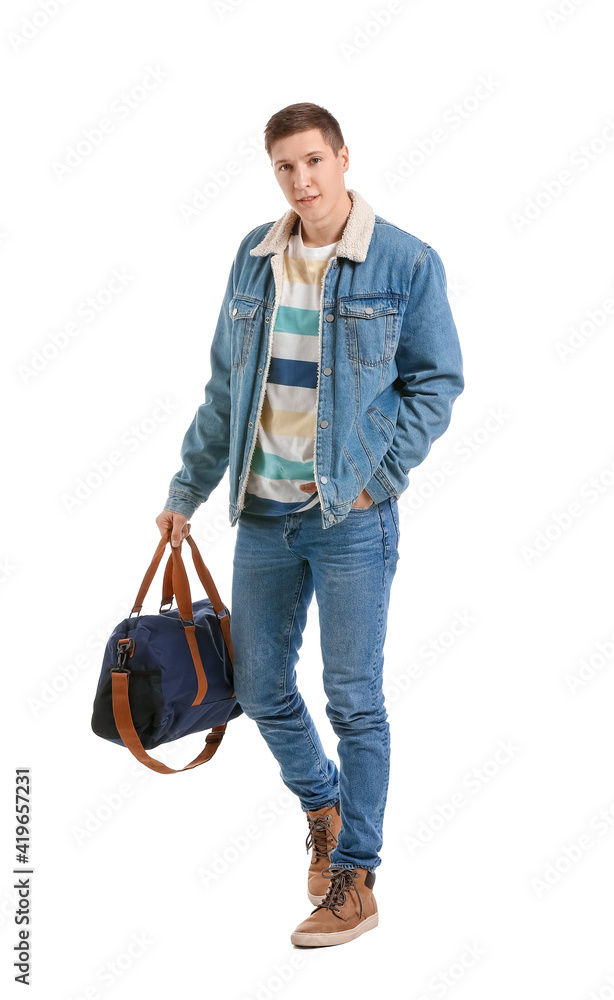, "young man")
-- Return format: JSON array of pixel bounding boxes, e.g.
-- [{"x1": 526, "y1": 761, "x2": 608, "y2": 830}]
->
[{"x1": 156, "y1": 102, "x2": 464, "y2": 947}]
